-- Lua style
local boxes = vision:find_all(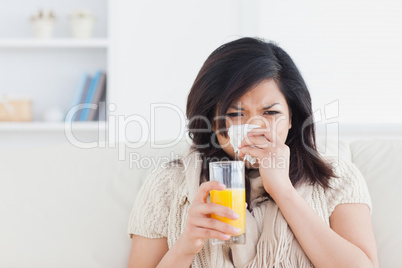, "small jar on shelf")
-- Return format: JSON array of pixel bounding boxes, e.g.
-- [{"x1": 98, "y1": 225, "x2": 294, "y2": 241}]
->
[
  {"x1": 68, "y1": 8, "x2": 96, "y2": 39},
  {"x1": 30, "y1": 9, "x2": 56, "y2": 39}
]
